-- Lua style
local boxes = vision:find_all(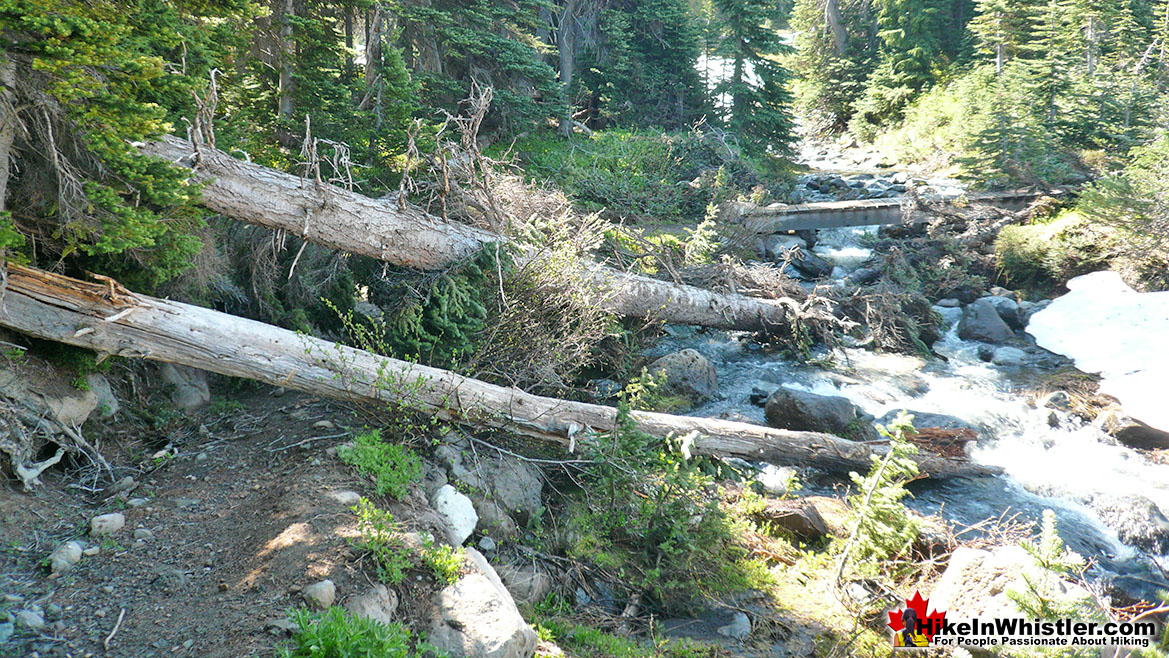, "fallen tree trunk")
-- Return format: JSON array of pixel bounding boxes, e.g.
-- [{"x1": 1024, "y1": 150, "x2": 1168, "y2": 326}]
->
[
  {"x1": 0, "y1": 263, "x2": 997, "y2": 479},
  {"x1": 140, "y1": 136, "x2": 800, "y2": 333}
]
